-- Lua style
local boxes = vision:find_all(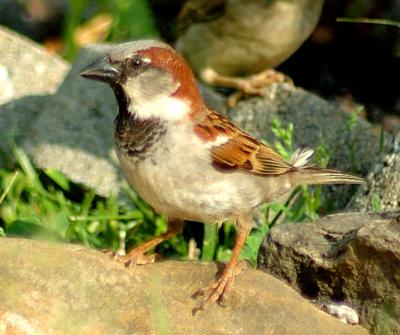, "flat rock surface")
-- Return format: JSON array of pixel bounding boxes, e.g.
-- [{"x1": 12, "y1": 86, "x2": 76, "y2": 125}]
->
[
  {"x1": 258, "y1": 211, "x2": 400, "y2": 333},
  {"x1": 0, "y1": 25, "x2": 68, "y2": 166},
  {"x1": 0, "y1": 237, "x2": 368, "y2": 335}
]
